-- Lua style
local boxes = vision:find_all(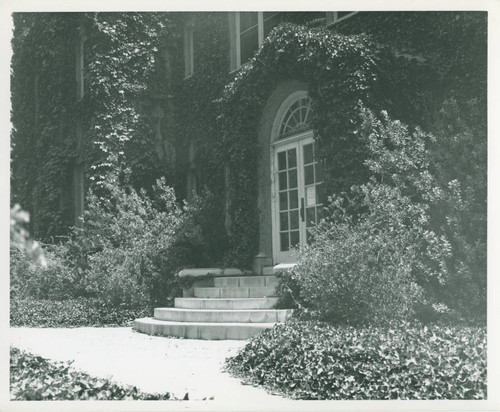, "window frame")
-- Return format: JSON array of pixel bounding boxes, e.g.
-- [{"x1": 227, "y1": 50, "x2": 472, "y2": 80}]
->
[
  {"x1": 186, "y1": 141, "x2": 197, "y2": 200},
  {"x1": 184, "y1": 20, "x2": 194, "y2": 79},
  {"x1": 76, "y1": 27, "x2": 87, "y2": 101},
  {"x1": 230, "y1": 12, "x2": 281, "y2": 72},
  {"x1": 325, "y1": 11, "x2": 358, "y2": 26}
]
